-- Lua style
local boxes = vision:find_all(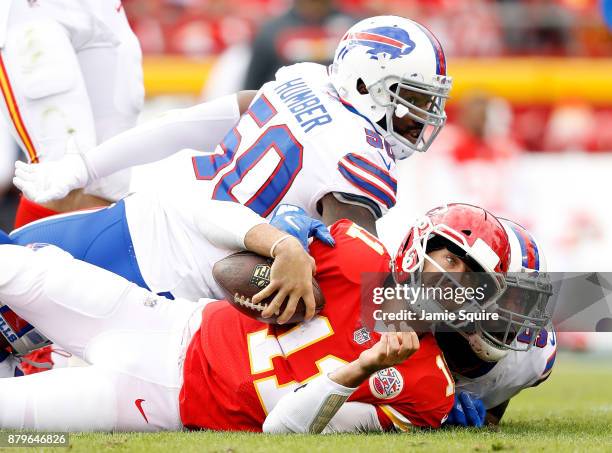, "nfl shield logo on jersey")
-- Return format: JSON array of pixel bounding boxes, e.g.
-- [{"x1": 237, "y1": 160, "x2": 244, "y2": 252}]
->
[
  {"x1": 353, "y1": 327, "x2": 371, "y2": 345},
  {"x1": 369, "y1": 367, "x2": 403, "y2": 399}
]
